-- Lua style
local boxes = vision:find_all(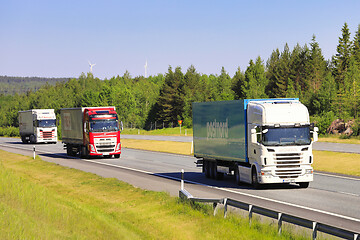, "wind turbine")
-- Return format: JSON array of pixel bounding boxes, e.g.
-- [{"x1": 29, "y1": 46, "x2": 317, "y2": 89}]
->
[
  {"x1": 144, "y1": 60, "x2": 148, "y2": 78},
  {"x1": 88, "y1": 61, "x2": 96, "y2": 73}
]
